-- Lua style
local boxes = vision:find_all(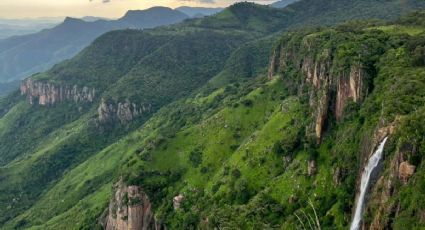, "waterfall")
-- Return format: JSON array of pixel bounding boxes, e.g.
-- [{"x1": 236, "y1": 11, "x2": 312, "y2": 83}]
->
[{"x1": 350, "y1": 137, "x2": 388, "y2": 230}]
